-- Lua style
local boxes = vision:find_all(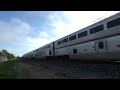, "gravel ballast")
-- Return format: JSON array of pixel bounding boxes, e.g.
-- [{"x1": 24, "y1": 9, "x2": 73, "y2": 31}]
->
[{"x1": 20, "y1": 59, "x2": 120, "y2": 79}]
